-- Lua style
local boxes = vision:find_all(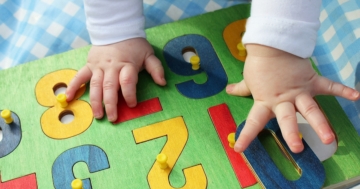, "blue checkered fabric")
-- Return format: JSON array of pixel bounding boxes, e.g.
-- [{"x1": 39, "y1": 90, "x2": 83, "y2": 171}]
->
[
  {"x1": 0, "y1": 0, "x2": 246, "y2": 69},
  {"x1": 0, "y1": 0, "x2": 90, "y2": 68},
  {"x1": 1, "y1": 0, "x2": 360, "y2": 134},
  {"x1": 312, "y1": 0, "x2": 360, "y2": 134}
]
